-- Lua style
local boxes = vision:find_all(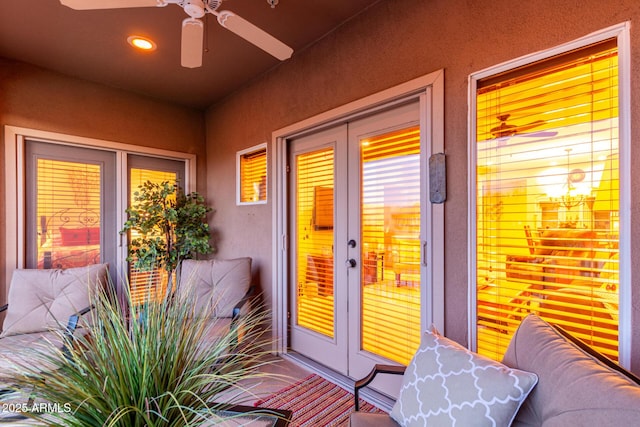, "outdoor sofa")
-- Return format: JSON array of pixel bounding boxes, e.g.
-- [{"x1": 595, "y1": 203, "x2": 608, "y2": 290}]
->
[
  {"x1": 0, "y1": 263, "x2": 109, "y2": 382},
  {"x1": 351, "y1": 314, "x2": 640, "y2": 426}
]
